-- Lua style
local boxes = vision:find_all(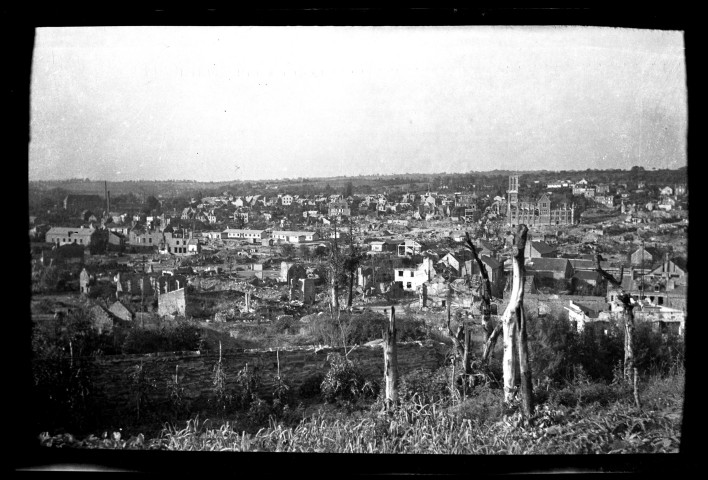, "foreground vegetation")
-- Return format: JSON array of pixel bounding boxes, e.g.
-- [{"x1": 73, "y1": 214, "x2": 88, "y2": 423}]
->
[
  {"x1": 38, "y1": 365, "x2": 683, "y2": 454},
  {"x1": 32, "y1": 305, "x2": 685, "y2": 453}
]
